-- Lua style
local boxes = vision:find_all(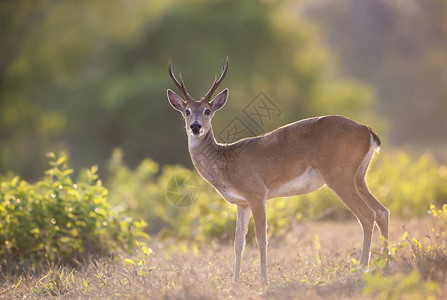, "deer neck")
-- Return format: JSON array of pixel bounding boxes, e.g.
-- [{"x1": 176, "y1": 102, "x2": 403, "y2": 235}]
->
[{"x1": 188, "y1": 128, "x2": 225, "y2": 185}]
